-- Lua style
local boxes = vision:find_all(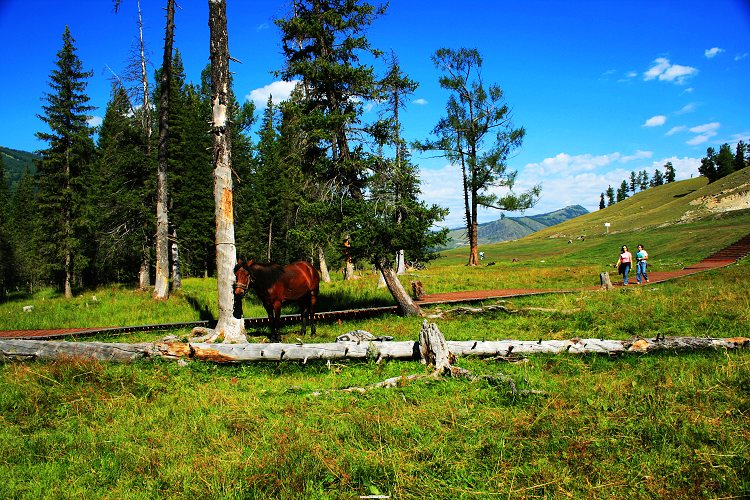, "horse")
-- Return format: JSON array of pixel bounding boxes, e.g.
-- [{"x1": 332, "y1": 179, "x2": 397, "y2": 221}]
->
[{"x1": 233, "y1": 258, "x2": 320, "y2": 342}]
